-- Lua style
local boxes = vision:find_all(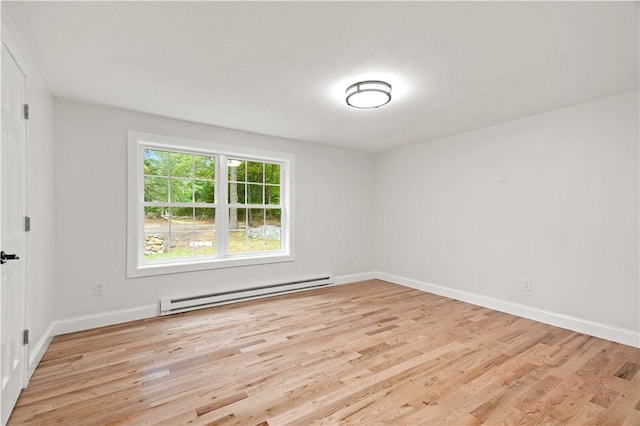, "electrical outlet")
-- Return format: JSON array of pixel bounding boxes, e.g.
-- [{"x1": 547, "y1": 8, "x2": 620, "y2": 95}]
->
[
  {"x1": 522, "y1": 279, "x2": 532, "y2": 292},
  {"x1": 347, "y1": 256, "x2": 353, "y2": 264},
  {"x1": 94, "y1": 282, "x2": 105, "y2": 296}
]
